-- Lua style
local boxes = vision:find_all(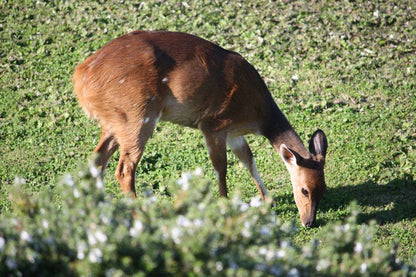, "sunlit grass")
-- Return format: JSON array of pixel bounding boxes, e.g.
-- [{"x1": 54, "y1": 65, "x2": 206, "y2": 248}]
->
[{"x1": 0, "y1": 0, "x2": 415, "y2": 263}]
